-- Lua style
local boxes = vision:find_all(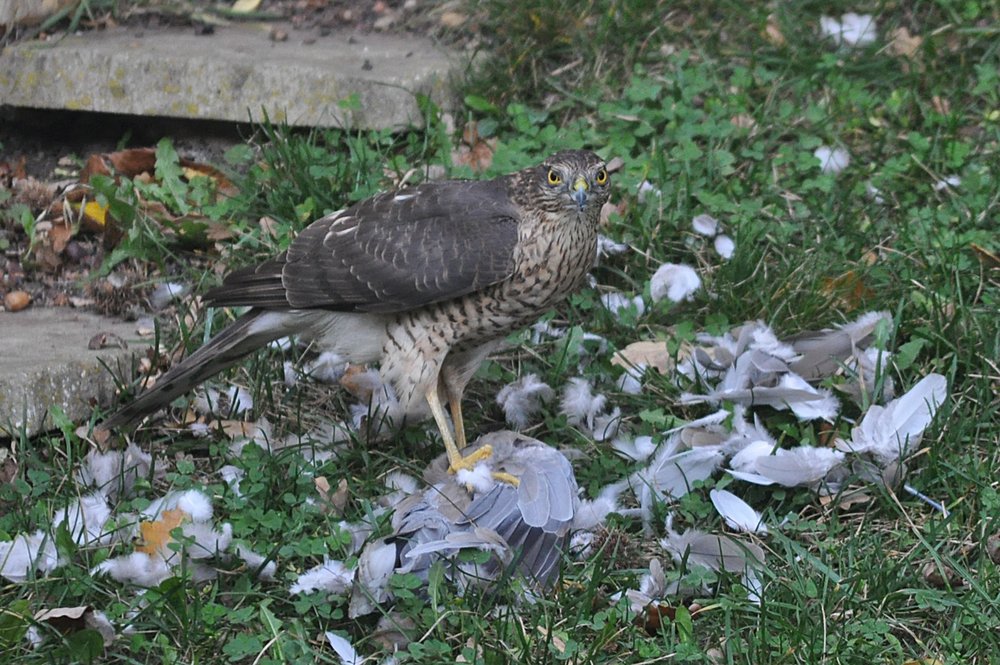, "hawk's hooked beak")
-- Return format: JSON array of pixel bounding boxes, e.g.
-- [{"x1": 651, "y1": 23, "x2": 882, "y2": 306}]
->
[{"x1": 571, "y1": 176, "x2": 589, "y2": 209}]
